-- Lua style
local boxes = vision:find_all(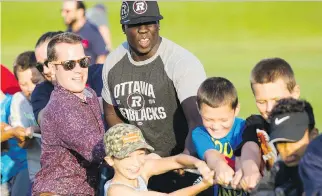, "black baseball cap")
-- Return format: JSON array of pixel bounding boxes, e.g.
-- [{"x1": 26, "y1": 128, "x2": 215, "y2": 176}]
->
[
  {"x1": 269, "y1": 112, "x2": 310, "y2": 144},
  {"x1": 120, "y1": 1, "x2": 163, "y2": 25}
]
